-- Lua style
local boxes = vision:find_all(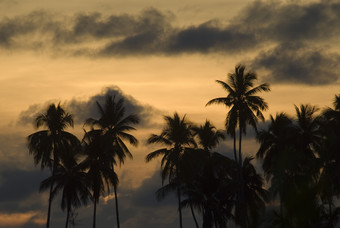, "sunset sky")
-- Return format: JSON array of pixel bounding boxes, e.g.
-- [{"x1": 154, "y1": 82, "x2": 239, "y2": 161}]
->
[{"x1": 1, "y1": 0, "x2": 340, "y2": 227}]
